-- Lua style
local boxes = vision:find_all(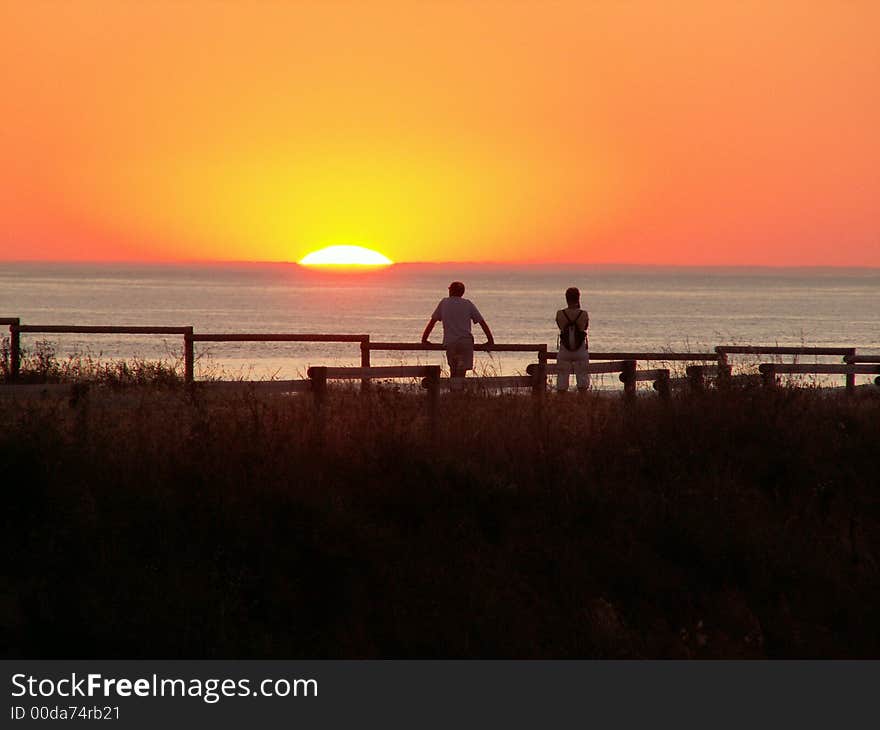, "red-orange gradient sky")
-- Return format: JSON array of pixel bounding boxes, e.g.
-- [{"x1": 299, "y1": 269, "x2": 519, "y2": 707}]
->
[{"x1": 2, "y1": 1, "x2": 878, "y2": 265}]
